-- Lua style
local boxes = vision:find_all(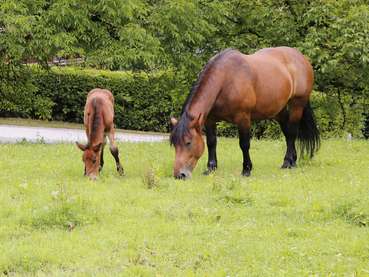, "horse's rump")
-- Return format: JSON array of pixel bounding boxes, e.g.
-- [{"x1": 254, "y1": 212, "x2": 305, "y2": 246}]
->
[
  {"x1": 84, "y1": 88, "x2": 115, "y2": 141},
  {"x1": 245, "y1": 47, "x2": 314, "y2": 119}
]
